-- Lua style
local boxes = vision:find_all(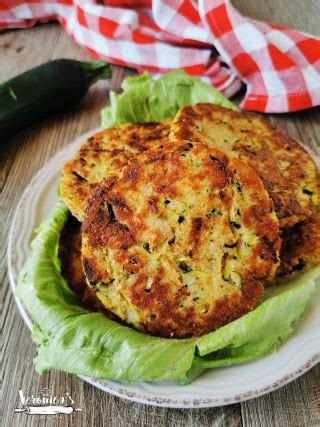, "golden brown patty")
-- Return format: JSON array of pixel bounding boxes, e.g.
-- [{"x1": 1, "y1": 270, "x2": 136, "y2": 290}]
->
[
  {"x1": 60, "y1": 121, "x2": 171, "y2": 221},
  {"x1": 59, "y1": 215, "x2": 84, "y2": 295},
  {"x1": 277, "y1": 212, "x2": 320, "y2": 279},
  {"x1": 81, "y1": 140, "x2": 280, "y2": 338},
  {"x1": 170, "y1": 104, "x2": 319, "y2": 228},
  {"x1": 58, "y1": 215, "x2": 108, "y2": 313}
]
